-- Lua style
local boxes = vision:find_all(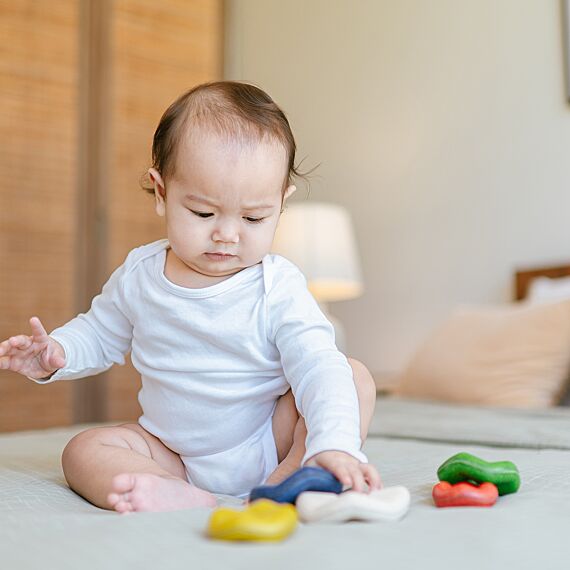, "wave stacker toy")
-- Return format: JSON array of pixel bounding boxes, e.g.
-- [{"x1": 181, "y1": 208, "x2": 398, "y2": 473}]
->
[
  {"x1": 437, "y1": 452, "x2": 521, "y2": 495},
  {"x1": 432, "y1": 481, "x2": 498, "y2": 508},
  {"x1": 208, "y1": 466, "x2": 411, "y2": 540},
  {"x1": 207, "y1": 499, "x2": 298, "y2": 542},
  {"x1": 249, "y1": 466, "x2": 343, "y2": 504},
  {"x1": 296, "y1": 486, "x2": 411, "y2": 523},
  {"x1": 434, "y1": 452, "x2": 521, "y2": 508}
]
